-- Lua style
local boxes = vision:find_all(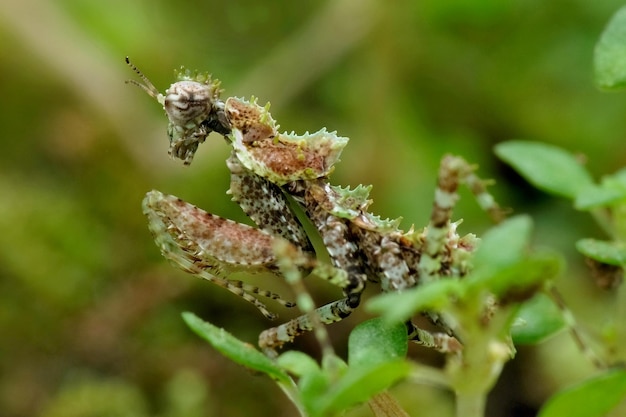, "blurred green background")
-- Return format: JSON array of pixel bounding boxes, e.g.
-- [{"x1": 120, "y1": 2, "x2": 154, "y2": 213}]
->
[{"x1": 1, "y1": 1, "x2": 625, "y2": 416}]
